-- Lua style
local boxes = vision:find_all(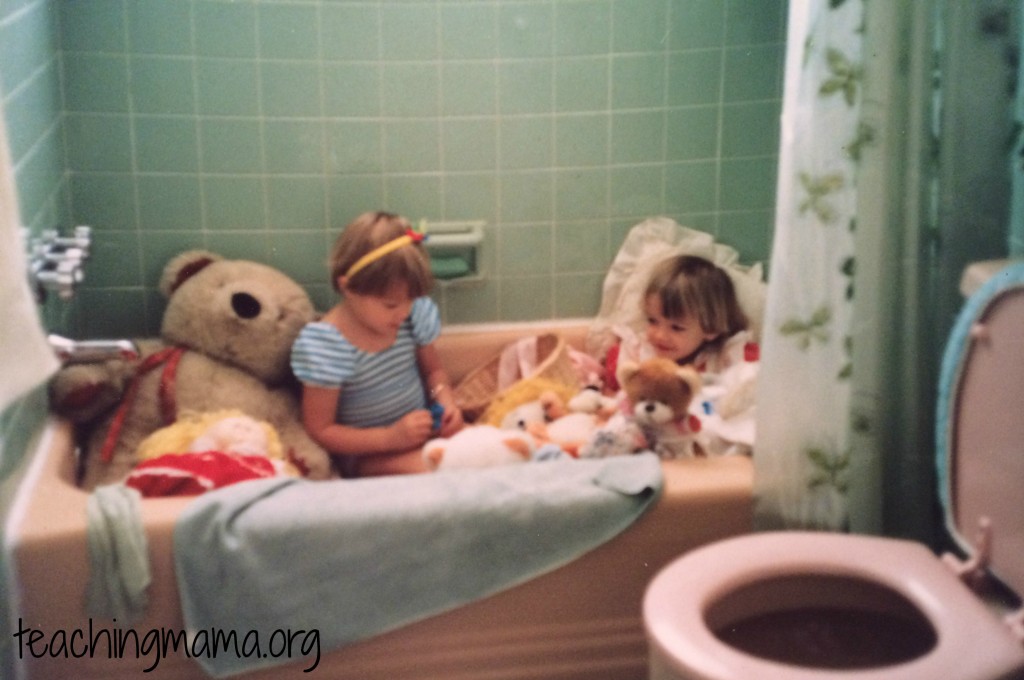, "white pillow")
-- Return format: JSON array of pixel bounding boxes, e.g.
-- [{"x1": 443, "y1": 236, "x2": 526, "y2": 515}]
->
[{"x1": 587, "y1": 217, "x2": 766, "y2": 358}]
